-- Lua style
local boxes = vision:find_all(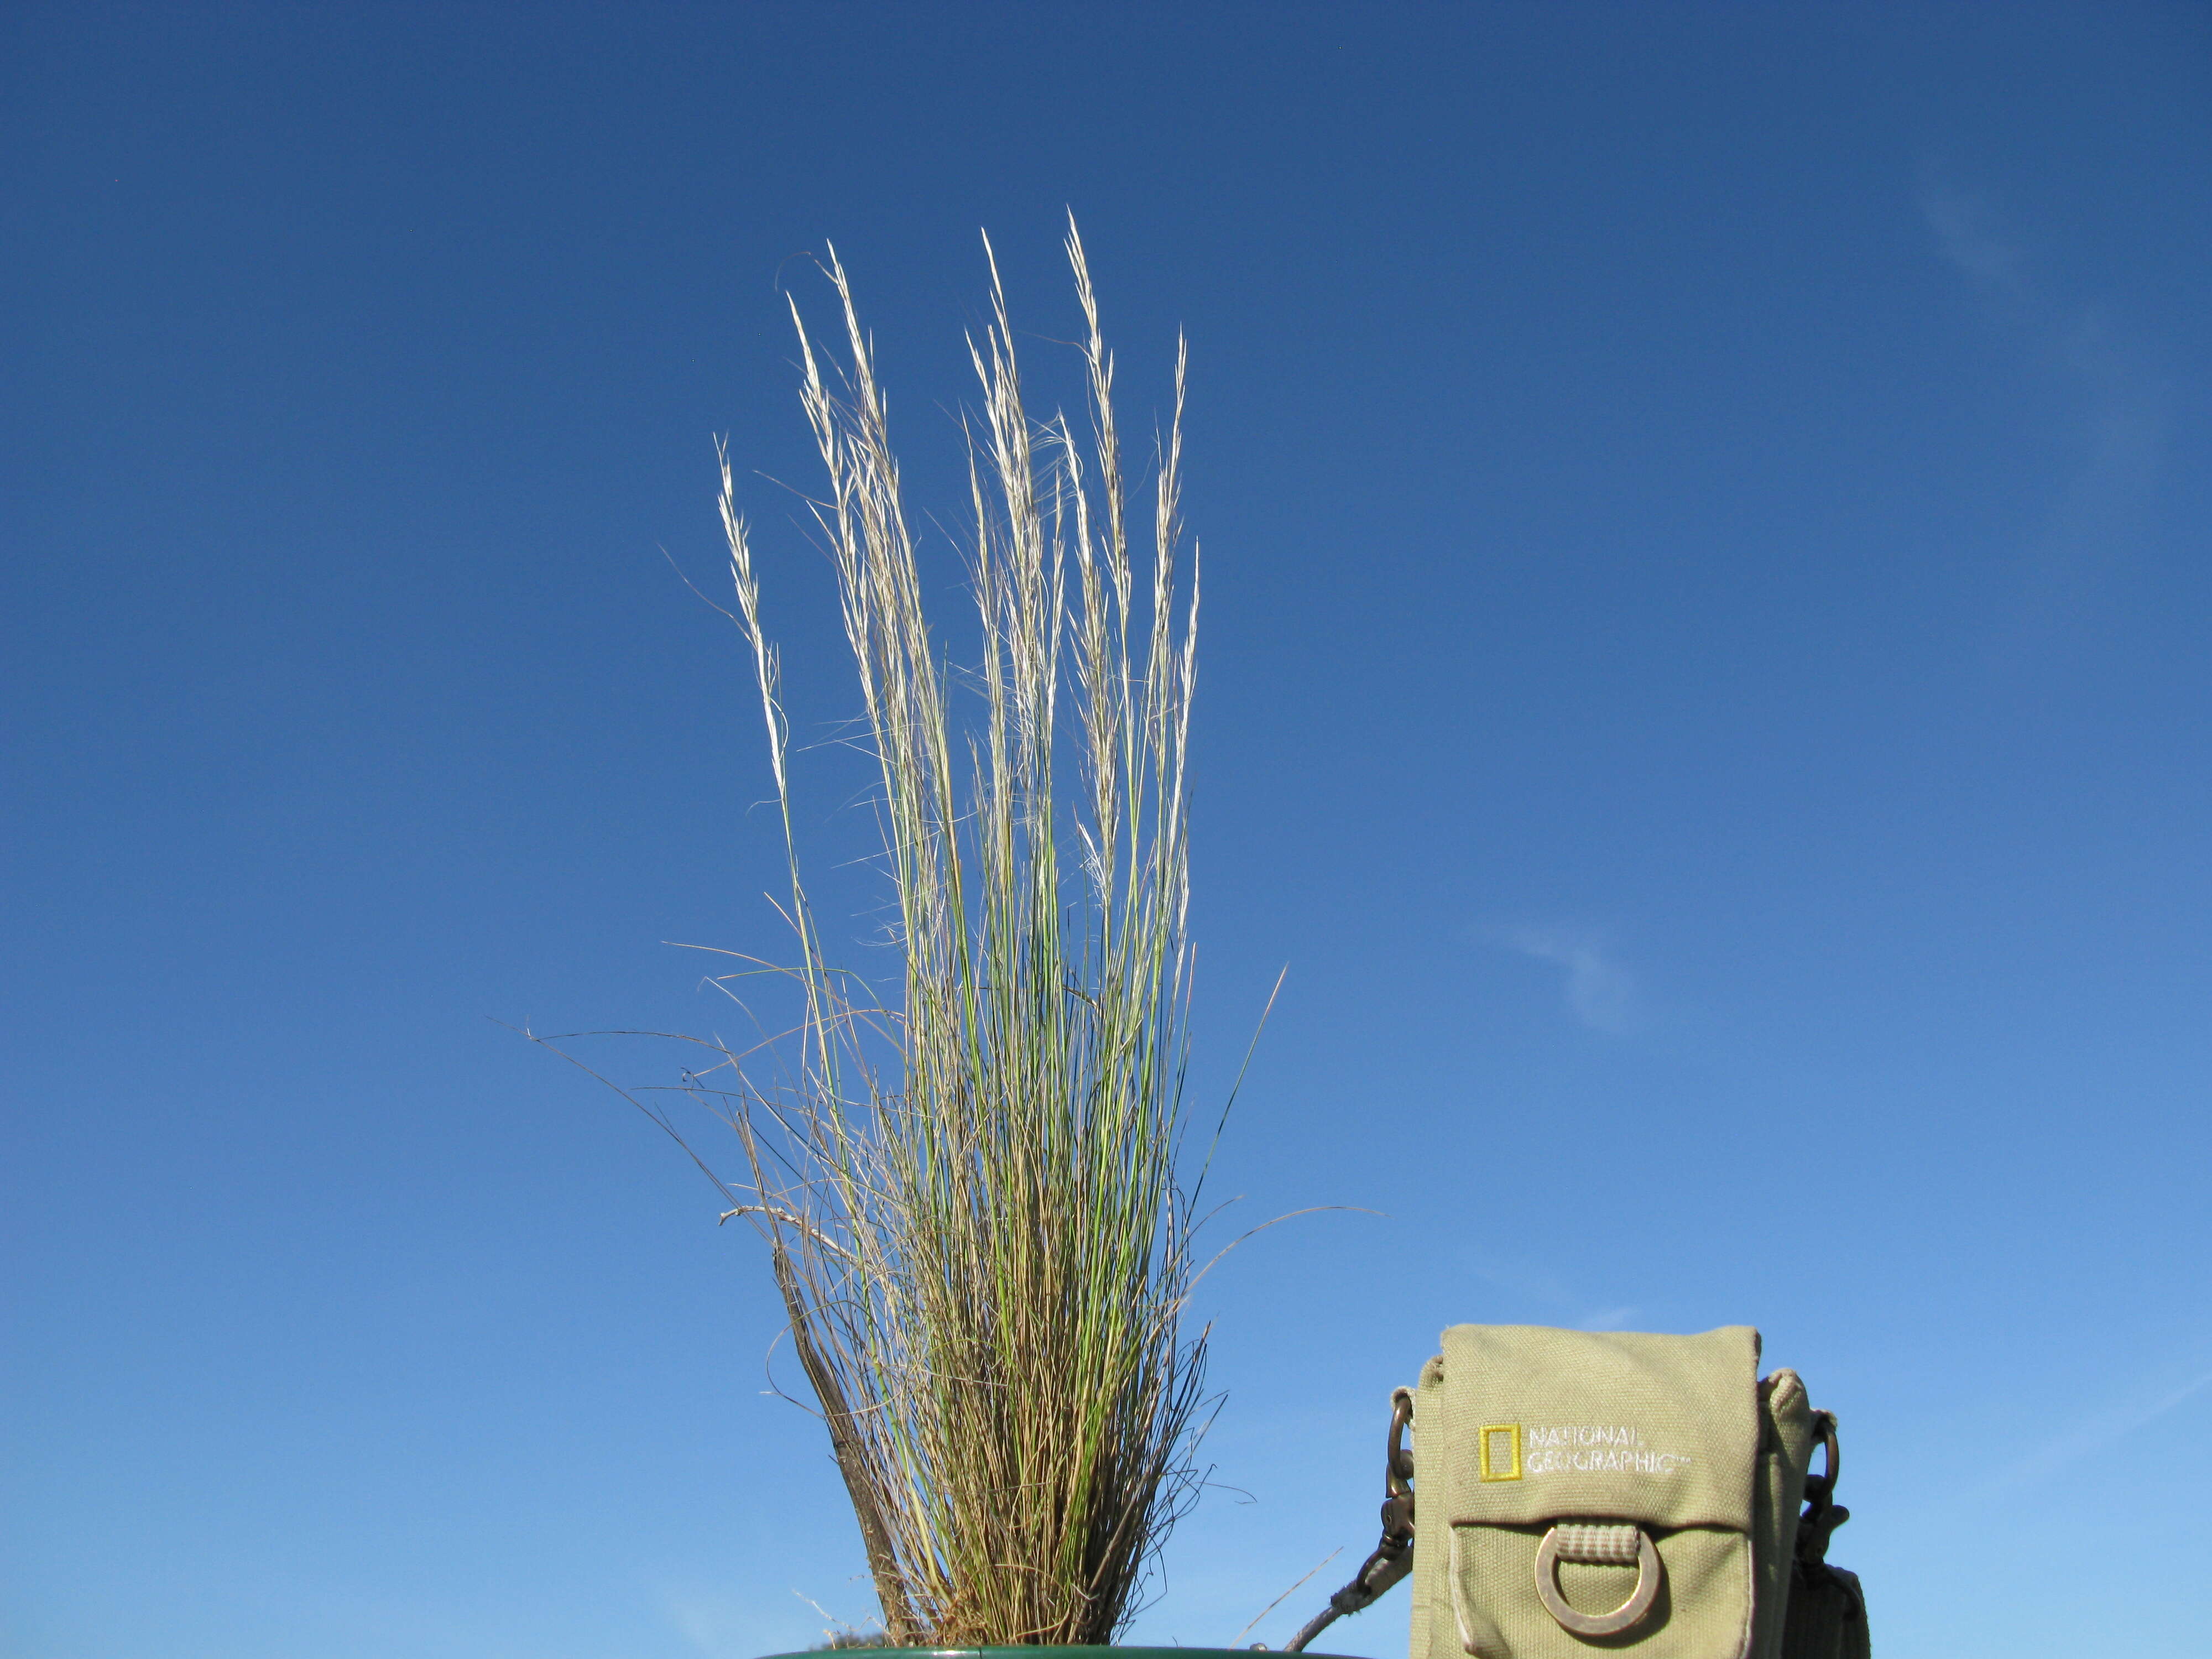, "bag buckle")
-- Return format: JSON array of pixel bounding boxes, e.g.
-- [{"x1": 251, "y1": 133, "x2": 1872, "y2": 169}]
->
[{"x1": 1533, "y1": 1523, "x2": 1663, "y2": 1637}]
